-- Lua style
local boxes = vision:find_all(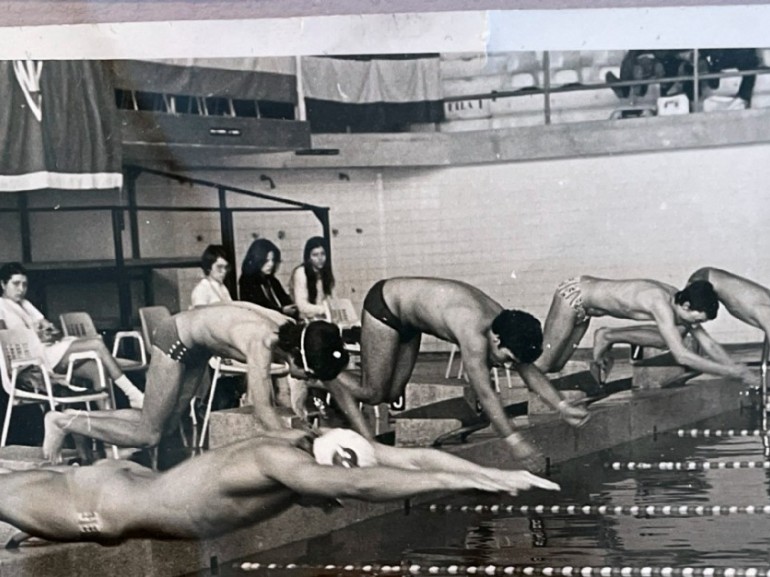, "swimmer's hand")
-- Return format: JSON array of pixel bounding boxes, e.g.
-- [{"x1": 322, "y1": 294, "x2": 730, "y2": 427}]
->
[
  {"x1": 483, "y1": 469, "x2": 561, "y2": 496},
  {"x1": 589, "y1": 357, "x2": 614, "y2": 385},
  {"x1": 557, "y1": 399, "x2": 590, "y2": 428},
  {"x1": 504, "y1": 432, "x2": 542, "y2": 471}
]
